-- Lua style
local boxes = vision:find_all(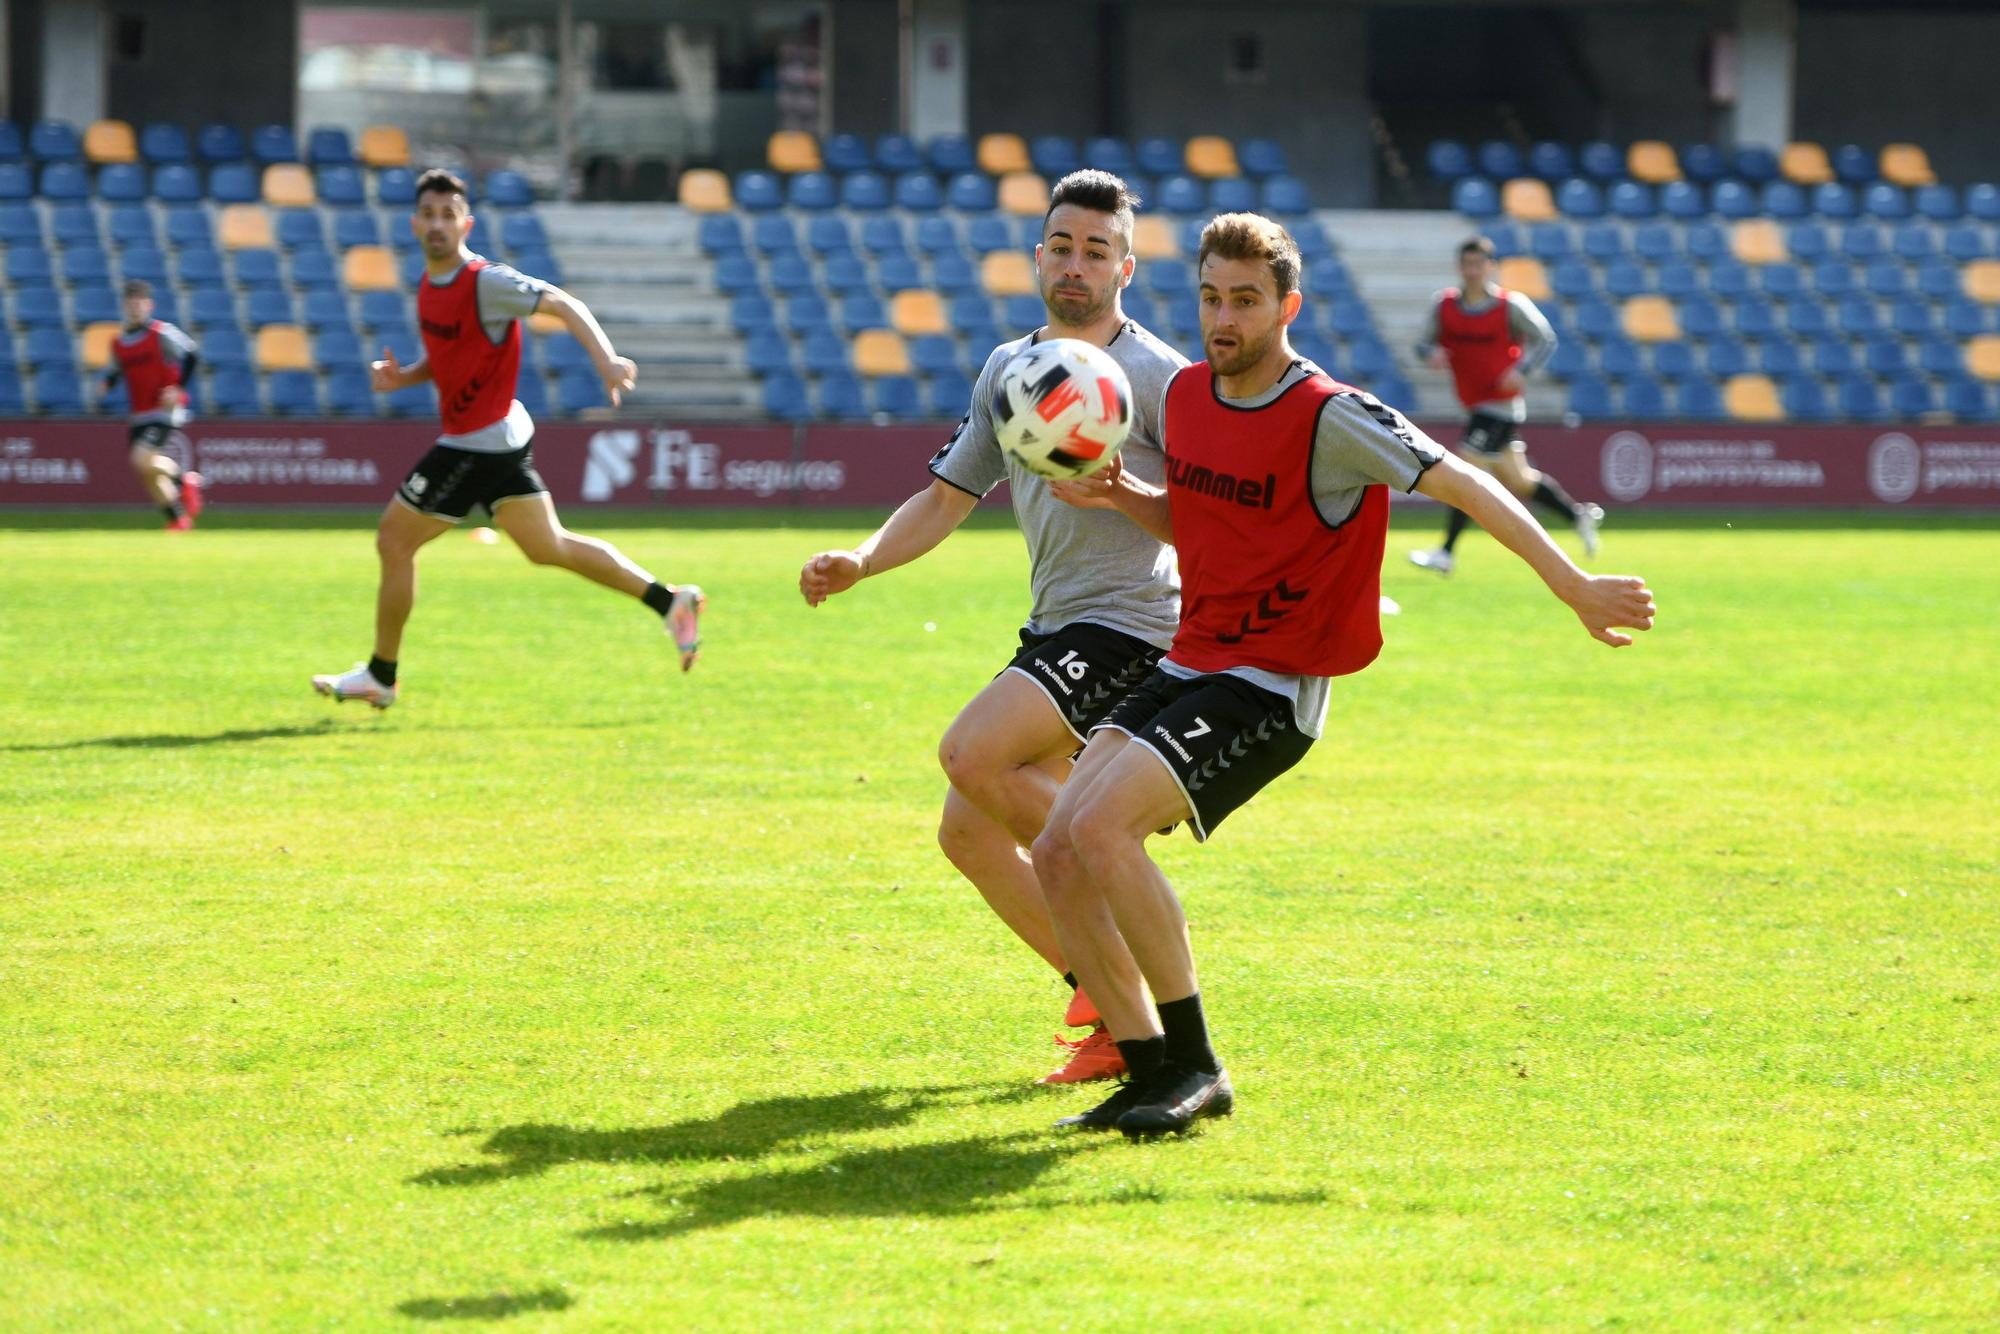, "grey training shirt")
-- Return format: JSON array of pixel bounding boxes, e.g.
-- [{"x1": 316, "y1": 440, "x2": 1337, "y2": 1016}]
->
[
  {"x1": 423, "y1": 258, "x2": 550, "y2": 453},
  {"x1": 930, "y1": 320, "x2": 1188, "y2": 650},
  {"x1": 1158, "y1": 359, "x2": 1445, "y2": 737}
]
